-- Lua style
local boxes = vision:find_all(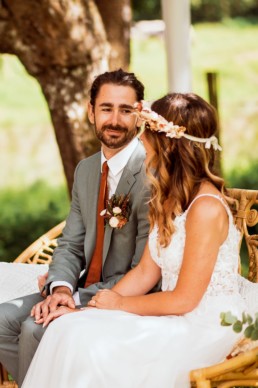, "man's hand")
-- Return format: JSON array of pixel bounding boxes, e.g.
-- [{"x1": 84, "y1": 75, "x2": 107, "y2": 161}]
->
[
  {"x1": 88, "y1": 289, "x2": 123, "y2": 310},
  {"x1": 38, "y1": 272, "x2": 48, "y2": 297},
  {"x1": 31, "y1": 286, "x2": 75, "y2": 326},
  {"x1": 41, "y1": 306, "x2": 80, "y2": 327}
]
